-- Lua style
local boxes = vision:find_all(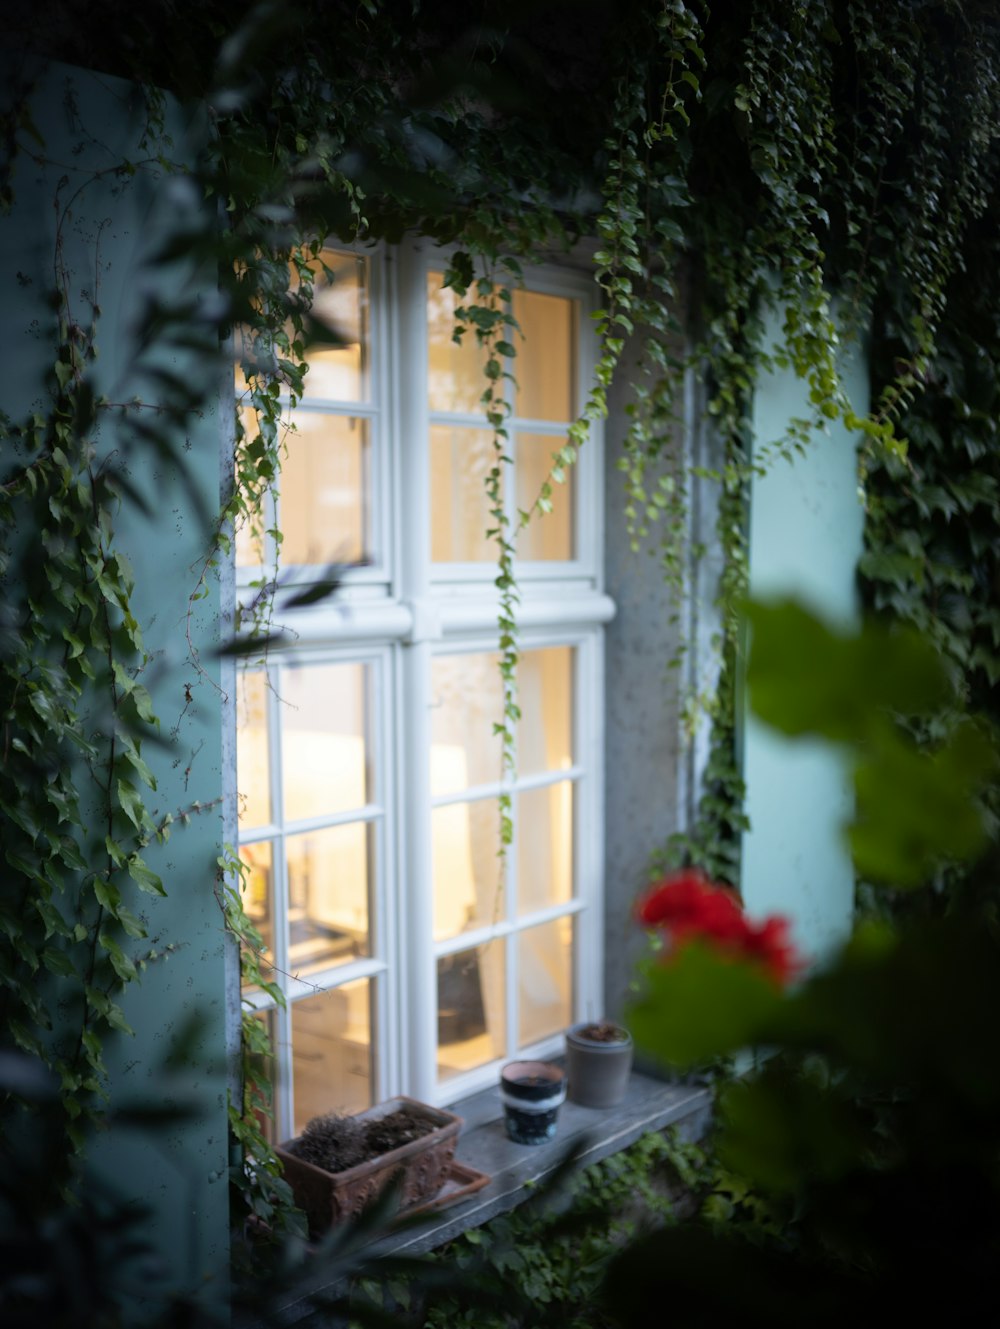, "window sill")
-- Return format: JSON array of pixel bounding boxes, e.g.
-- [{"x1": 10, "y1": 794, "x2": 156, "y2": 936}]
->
[{"x1": 255, "y1": 1070, "x2": 712, "y2": 1326}]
